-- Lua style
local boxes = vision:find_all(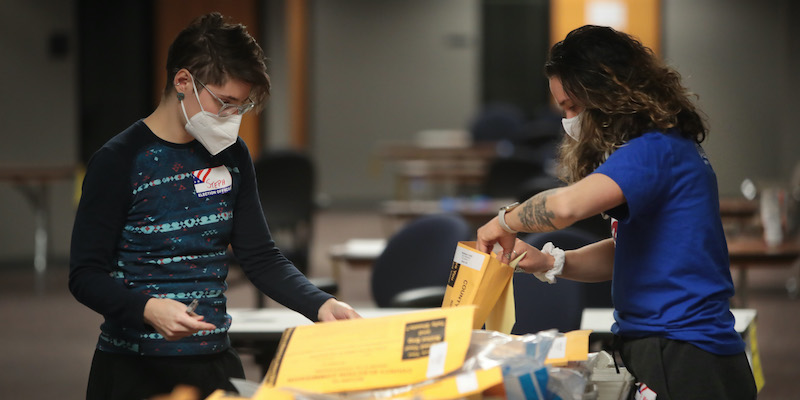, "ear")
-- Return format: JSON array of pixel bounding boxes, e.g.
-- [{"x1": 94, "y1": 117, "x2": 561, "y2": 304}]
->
[{"x1": 173, "y1": 68, "x2": 194, "y2": 94}]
